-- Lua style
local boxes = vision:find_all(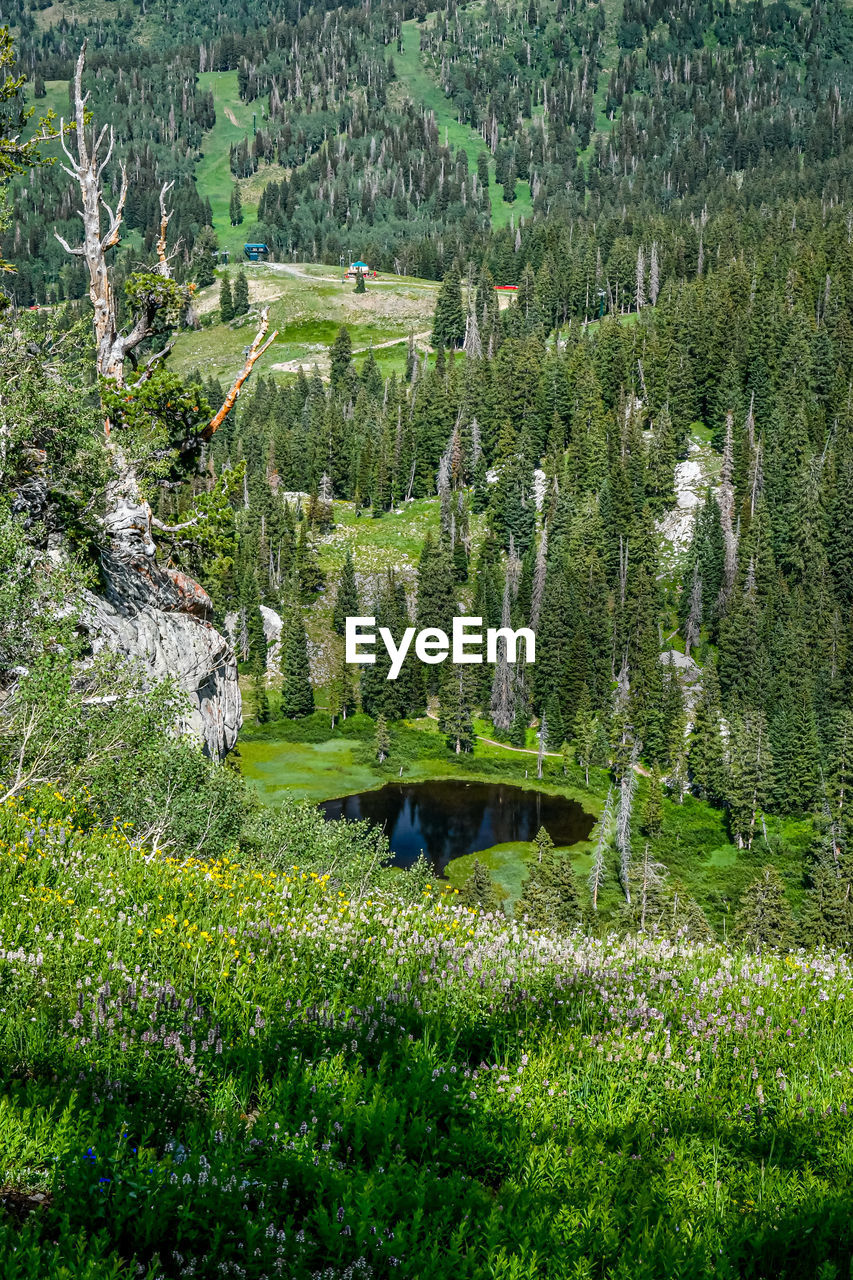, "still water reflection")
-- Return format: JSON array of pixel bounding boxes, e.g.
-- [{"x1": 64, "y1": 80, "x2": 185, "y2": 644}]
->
[{"x1": 320, "y1": 779, "x2": 595, "y2": 875}]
